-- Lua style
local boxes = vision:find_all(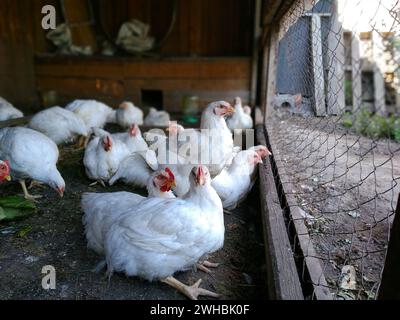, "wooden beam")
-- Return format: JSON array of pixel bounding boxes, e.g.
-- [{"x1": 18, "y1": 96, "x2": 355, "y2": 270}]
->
[
  {"x1": 372, "y1": 31, "x2": 387, "y2": 114},
  {"x1": 278, "y1": 0, "x2": 315, "y2": 41},
  {"x1": 250, "y1": 0, "x2": 262, "y2": 106},
  {"x1": 267, "y1": 124, "x2": 333, "y2": 300},
  {"x1": 326, "y1": 0, "x2": 345, "y2": 115},
  {"x1": 256, "y1": 124, "x2": 304, "y2": 300},
  {"x1": 263, "y1": 27, "x2": 279, "y2": 120},
  {"x1": 351, "y1": 33, "x2": 362, "y2": 112},
  {"x1": 310, "y1": 14, "x2": 326, "y2": 116},
  {"x1": 378, "y1": 193, "x2": 400, "y2": 299}
]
